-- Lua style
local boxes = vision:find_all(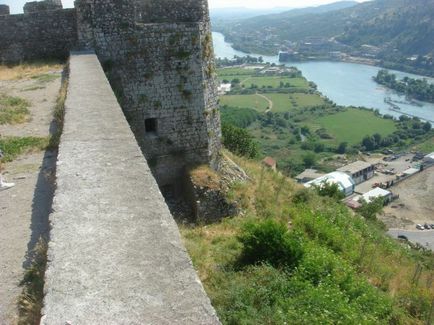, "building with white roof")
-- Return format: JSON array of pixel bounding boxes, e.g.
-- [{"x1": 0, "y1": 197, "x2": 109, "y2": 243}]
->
[
  {"x1": 359, "y1": 188, "x2": 392, "y2": 204},
  {"x1": 423, "y1": 152, "x2": 434, "y2": 165},
  {"x1": 217, "y1": 83, "x2": 232, "y2": 95},
  {"x1": 304, "y1": 171, "x2": 356, "y2": 197}
]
